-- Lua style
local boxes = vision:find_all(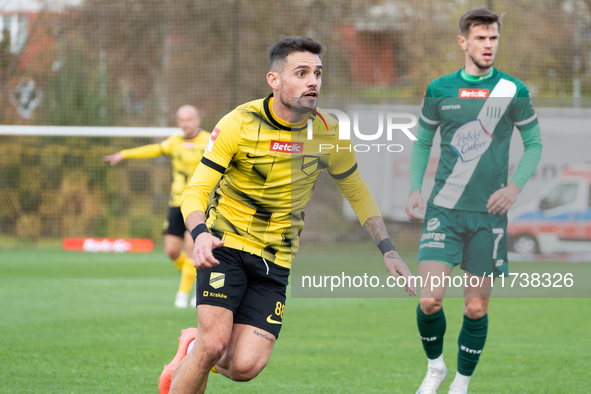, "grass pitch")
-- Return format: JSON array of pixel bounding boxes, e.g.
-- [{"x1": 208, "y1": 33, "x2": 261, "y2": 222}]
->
[{"x1": 0, "y1": 248, "x2": 590, "y2": 393}]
